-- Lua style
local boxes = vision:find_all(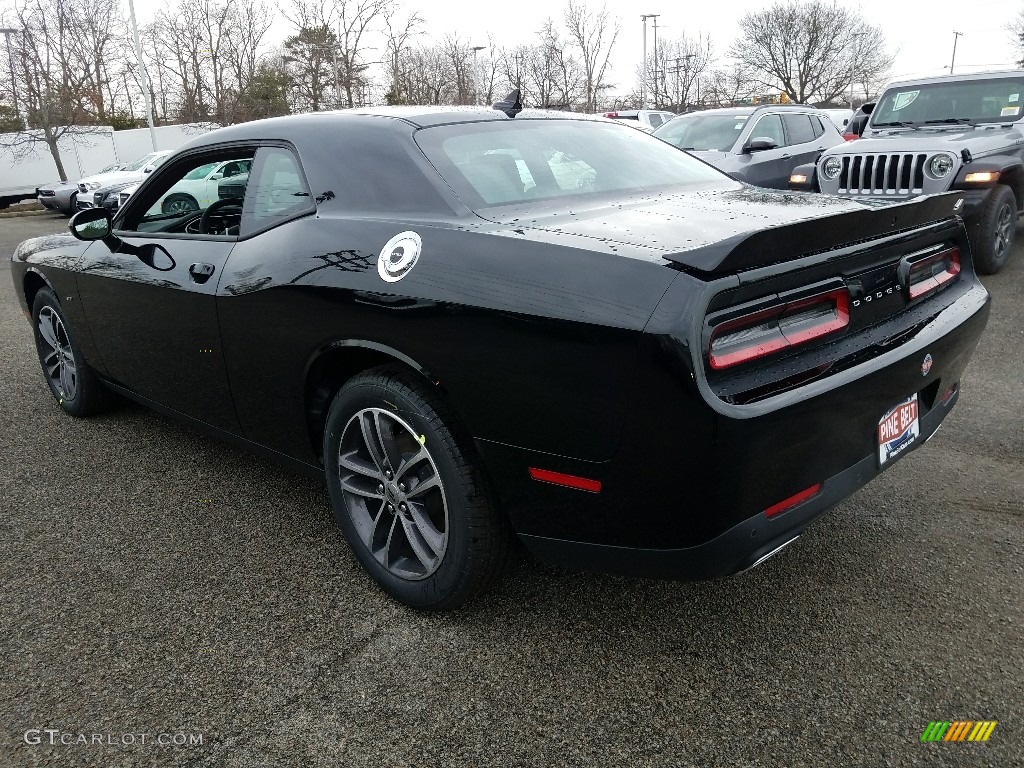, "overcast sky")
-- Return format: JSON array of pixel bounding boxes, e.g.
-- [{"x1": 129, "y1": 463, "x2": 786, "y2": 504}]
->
[{"x1": 7, "y1": 0, "x2": 1023, "y2": 95}]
